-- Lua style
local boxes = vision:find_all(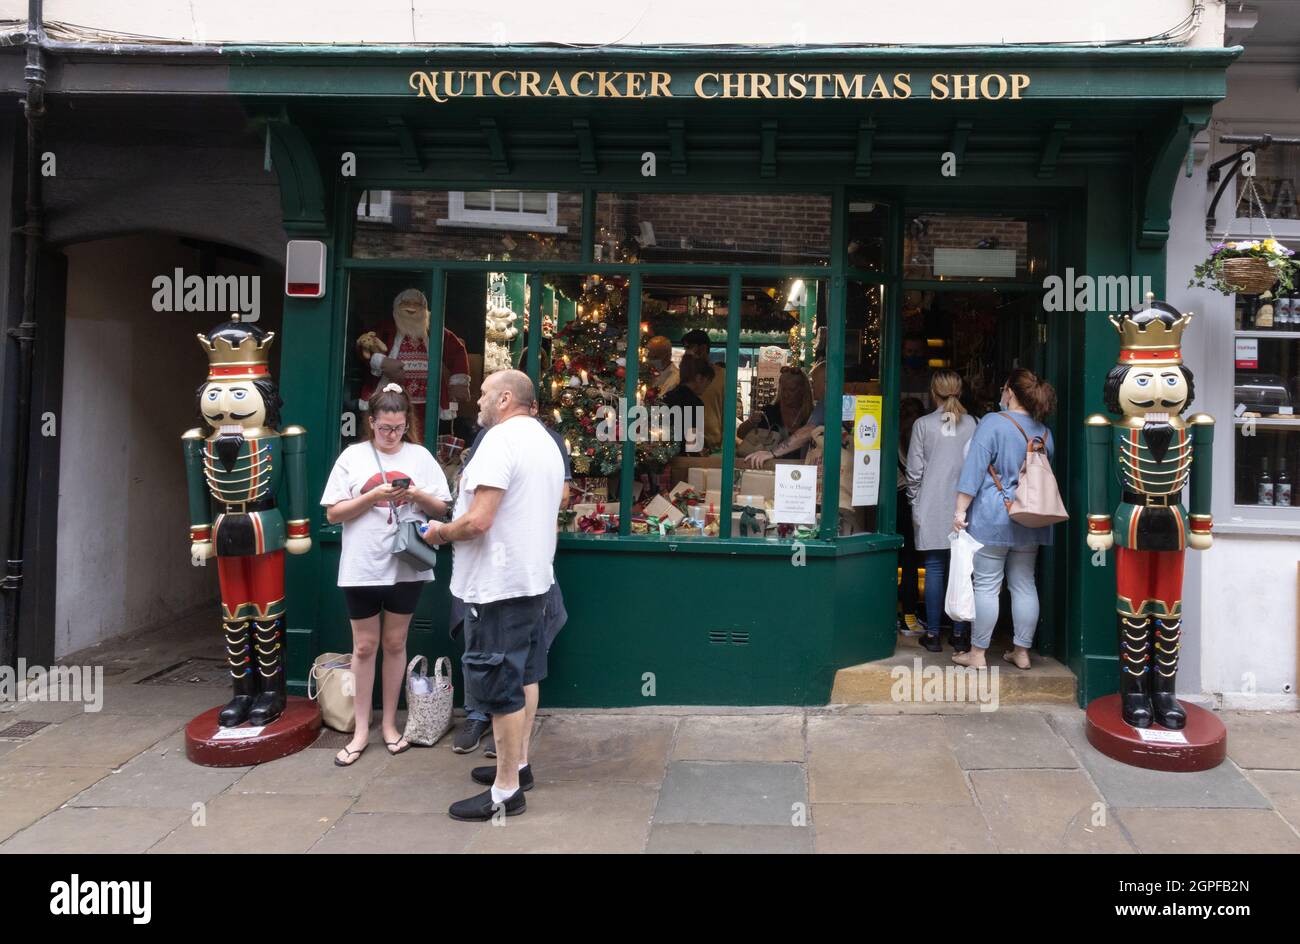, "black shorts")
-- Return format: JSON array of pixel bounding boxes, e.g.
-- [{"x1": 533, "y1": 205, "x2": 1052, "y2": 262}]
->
[
  {"x1": 342, "y1": 581, "x2": 426, "y2": 620},
  {"x1": 461, "y1": 592, "x2": 549, "y2": 716}
]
